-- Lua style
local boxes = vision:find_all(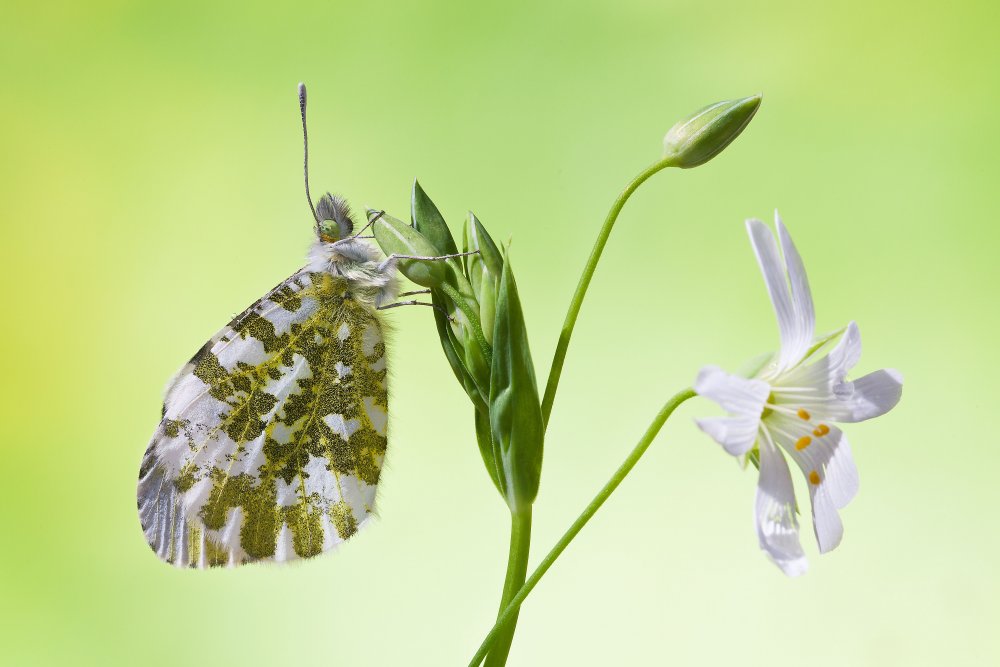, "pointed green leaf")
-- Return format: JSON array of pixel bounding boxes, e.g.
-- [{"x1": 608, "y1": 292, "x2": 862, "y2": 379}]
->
[
  {"x1": 489, "y1": 259, "x2": 543, "y2": 511},
  {"x1": 411, "y1": 179, "x2": 459, "y2": 255}
]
